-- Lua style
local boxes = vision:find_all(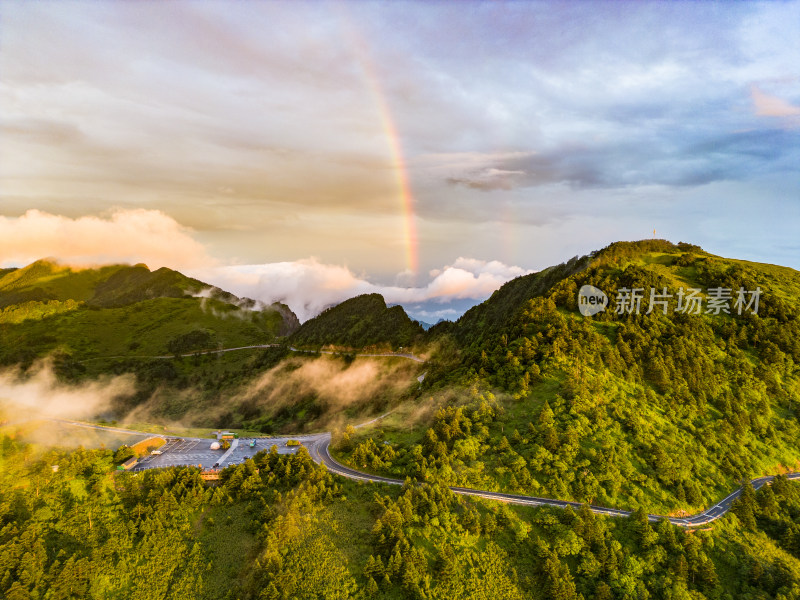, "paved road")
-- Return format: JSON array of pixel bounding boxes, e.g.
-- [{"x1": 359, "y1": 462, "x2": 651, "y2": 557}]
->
[
  {"x1": 81, "y1": 344, "x2": 426, "y2": 363},
  {"x1": 79, "y1": 344, "x2": 281, "y2": 362},
  {"x1": 288, "y1": 346, "x2": 426, "y2": 363},
  {"x1": 354, "y1": 412, "x2": 395, "y2": 429},
  {"x1": 46, "y1": 418, "x2": 156, "y2": 438},
  {"x1": 305, "y1": 433, "x2": 800, "y2": 528}
]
